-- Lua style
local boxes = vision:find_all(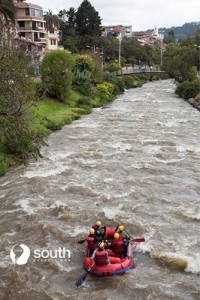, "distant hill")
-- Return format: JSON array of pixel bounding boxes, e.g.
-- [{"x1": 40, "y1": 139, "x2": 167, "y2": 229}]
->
[{"x1": 159, "y1": 22, "x2": 200, "y2": 41}]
